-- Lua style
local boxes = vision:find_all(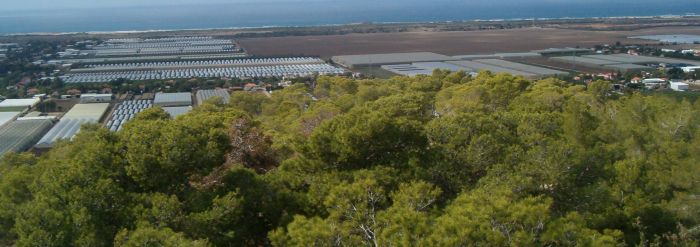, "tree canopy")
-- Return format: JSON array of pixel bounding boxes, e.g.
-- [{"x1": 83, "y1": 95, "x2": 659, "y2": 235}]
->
[{"x1": 1, "y1": 71, "x2": 699, "y2": 246}]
